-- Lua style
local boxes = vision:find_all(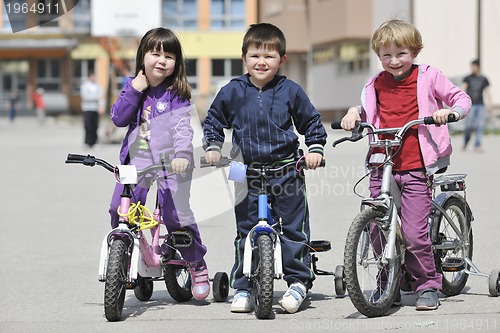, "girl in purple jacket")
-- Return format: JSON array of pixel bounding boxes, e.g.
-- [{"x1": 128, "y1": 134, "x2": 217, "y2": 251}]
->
[
  {"x1": 340, "y1": 19, "x2": 471, "y2": 311},
  {"x1": 109, "y1": 27, "x2": 210, "y2": 301}
]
